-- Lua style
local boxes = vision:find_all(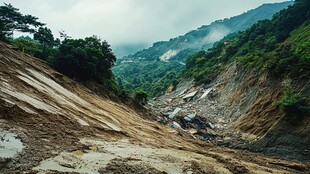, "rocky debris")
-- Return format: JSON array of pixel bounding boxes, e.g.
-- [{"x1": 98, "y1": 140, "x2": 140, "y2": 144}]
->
[
  {"x1": 165, "y1": 84, "x2": 174, "y2": 95},
  {"x1": 149, "y1": 81, "x2": 245, "y2": 146},
  {"x1": 168, "y1": 107, "x2": 181, "y2": 119},
  {"x1": 184, "y1": 113, "x2": 196, "y2": 122},
  {"x1": 170, "y1": 121, "x2": 182, "y2": 129},
  {"x1": 199, "y1": 88, "x2": 213, "y2": 100},
  {"x1": 182, "y1": 91, "x2": 198, "y2": 102}
]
